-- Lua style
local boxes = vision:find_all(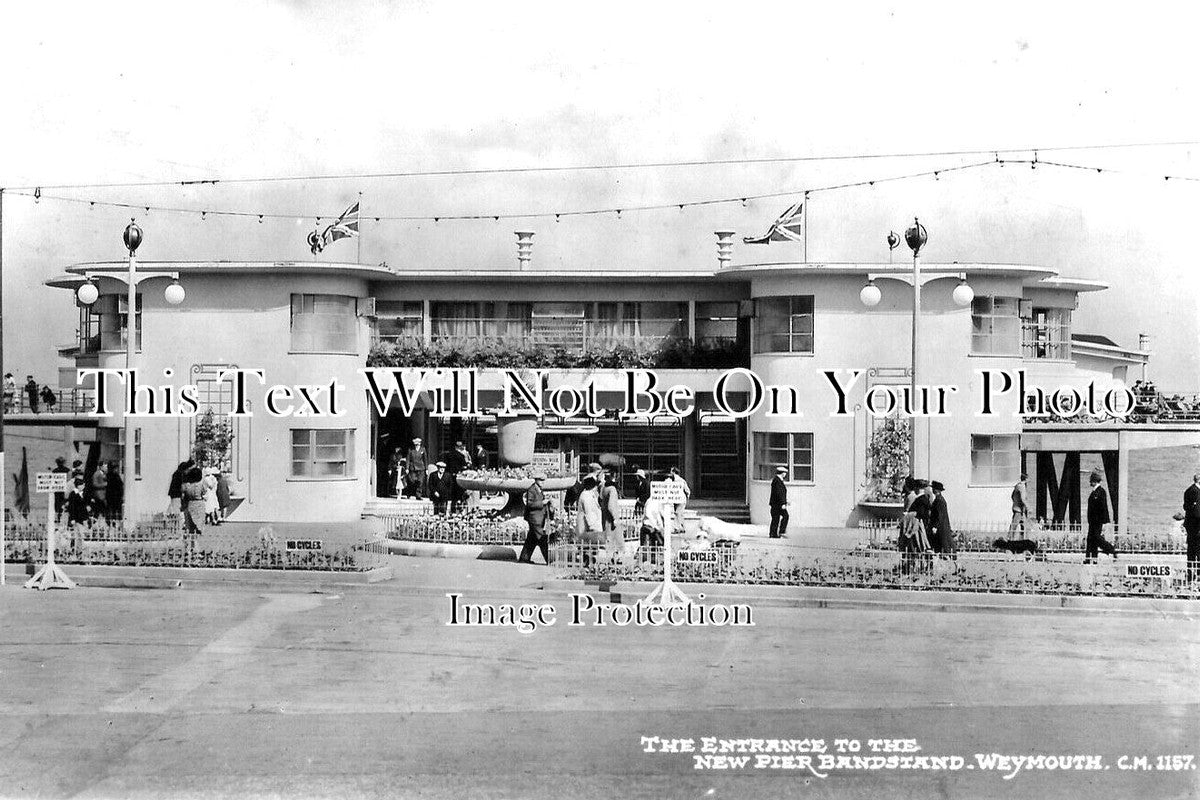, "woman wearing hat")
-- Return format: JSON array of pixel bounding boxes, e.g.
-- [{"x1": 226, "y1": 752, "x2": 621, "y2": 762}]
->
[
  {"x1": 897, "y1": 477, "x2": 932, "y2": 574},
  {"x1": 180, "y1": 465, "x2": 208, "y2": 537}
]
